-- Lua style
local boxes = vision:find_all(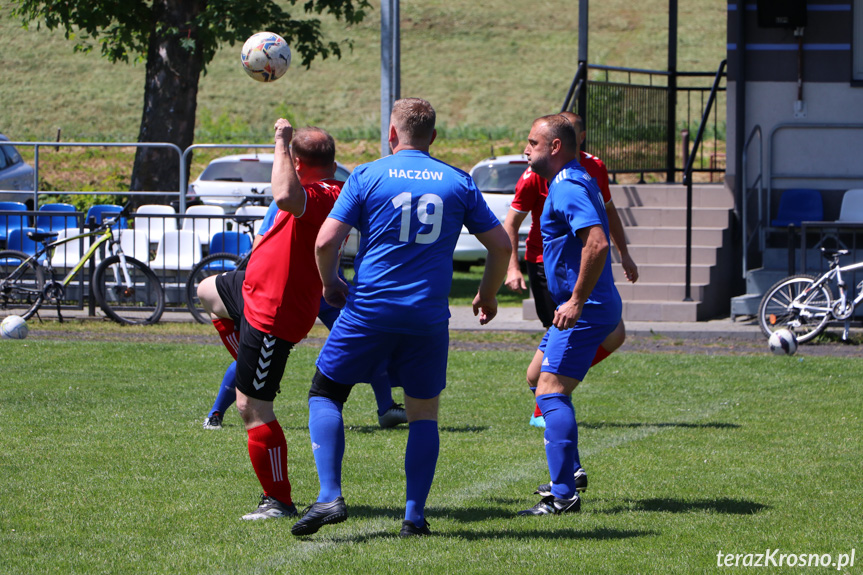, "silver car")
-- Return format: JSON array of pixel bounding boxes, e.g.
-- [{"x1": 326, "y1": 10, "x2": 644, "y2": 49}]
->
[{"x1": 0, "y1": 135, "x2": 36, "y2": 208}]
